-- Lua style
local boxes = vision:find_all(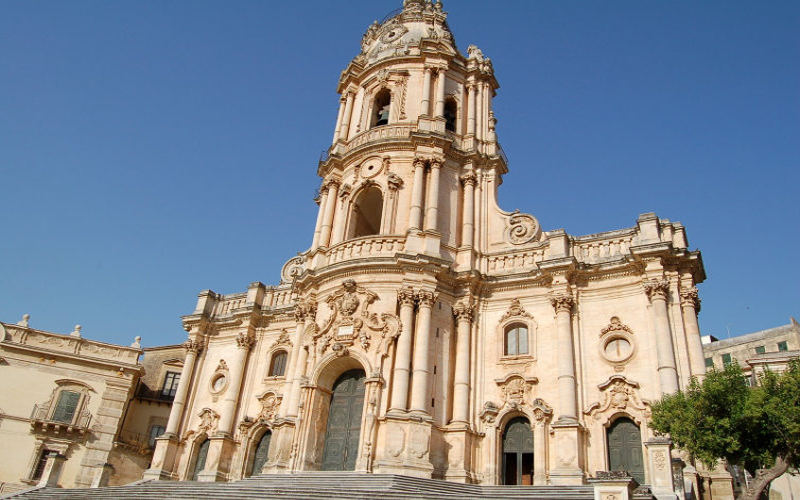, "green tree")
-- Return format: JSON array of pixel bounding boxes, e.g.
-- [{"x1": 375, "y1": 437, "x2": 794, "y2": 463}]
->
[{"x1": 649, "y1": 360, "x2": 799, "y2": 500}]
